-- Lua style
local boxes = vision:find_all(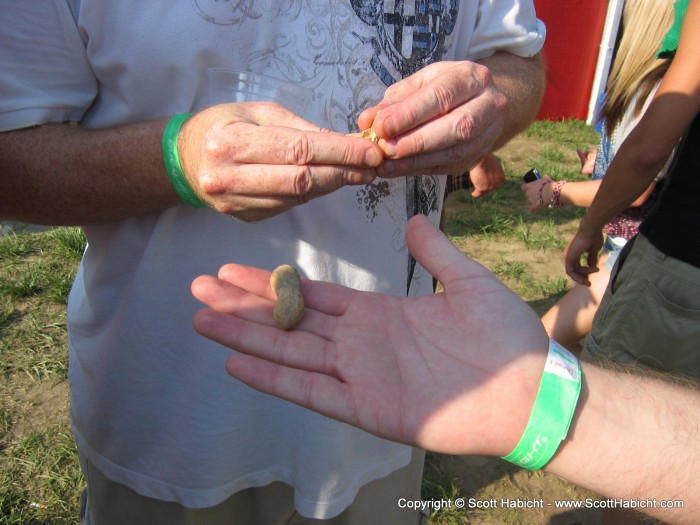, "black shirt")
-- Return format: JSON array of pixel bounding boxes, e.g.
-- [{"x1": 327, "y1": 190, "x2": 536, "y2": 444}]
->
[{"x1": 640, "y1": 112, "x2": 700, "y2": 267}]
